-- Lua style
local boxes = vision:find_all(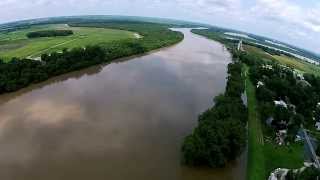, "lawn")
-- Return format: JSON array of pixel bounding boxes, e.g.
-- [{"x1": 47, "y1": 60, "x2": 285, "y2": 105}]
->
[
  {"x1": 245, "y1": 65, "x2": 266, "y2": 180},
  {"x1": 0, "y1": 24, "x2": 137, "y2": 61},
  {"x1": 244, "y1": 45, "x2": 276, "y2": 62},
  {"x1": 264, "y1": 142, "x2": 304, "y2": 175},
  {"x1": 245, "y1": 64, "x2": 304, "y2": 180},
  {"x1": 273, "y1": 55, "x2": 320, "y2": 76}
]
